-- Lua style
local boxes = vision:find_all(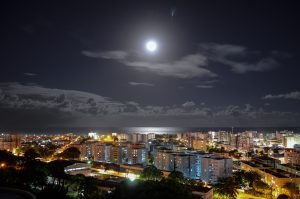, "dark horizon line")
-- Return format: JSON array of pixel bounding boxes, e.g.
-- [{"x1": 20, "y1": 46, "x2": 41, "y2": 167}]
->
[{"x1": 1, "y1": 126, "x2": 300, "y2": 133}]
